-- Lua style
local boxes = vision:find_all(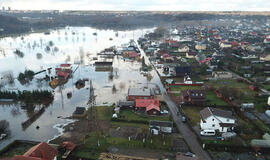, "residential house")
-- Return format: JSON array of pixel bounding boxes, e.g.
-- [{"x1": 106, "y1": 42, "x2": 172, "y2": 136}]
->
[
  {"x1": 200, "y1": 107, "x2": 236, "y2": 133},
  {"x1": 127, "y1": 88, "x2": 153, "y2": 101},
  {"x1": 195, "y1": 44, "x2": 207, "y2": 50},
  {"x1": 260, "y1": 54, "x2": 270, "y2": 61},
  {"x1": 174, "y1": 66, "x2": 191, "y2": 77},
  {"x1": 178, "y1": 45, "x2": 189, "y2": 53},
  {"x1": 135, "y1": 99, "x2": 160, "y2": 115},
  {"x1": 181, "y1": 90, "x2": 206, "y2": 106},
  {"x1": 60, "y1": 64, "x2": 72, "y2": 70},
  {"x1": 219, "y1": 42, "x2": 232, "y2": 48},
  {"x1": 13, "y1": 142, "x2": 58, "y2": 160},
  {"x1": 186, "y1": 51, "x2": 197, "y2": 59},
  {"x1": 72, "y1": 107, "x2": 86, "y2": 118},
  {"x1": 212, "y1": 71, "x2": 233, "y2": 79},
  {"x1": 149, "y1": 120, "x2": 173, "y2": 134},
  {"x1": 264, "y1": 38, "x2": 270, "y2": 44}
]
